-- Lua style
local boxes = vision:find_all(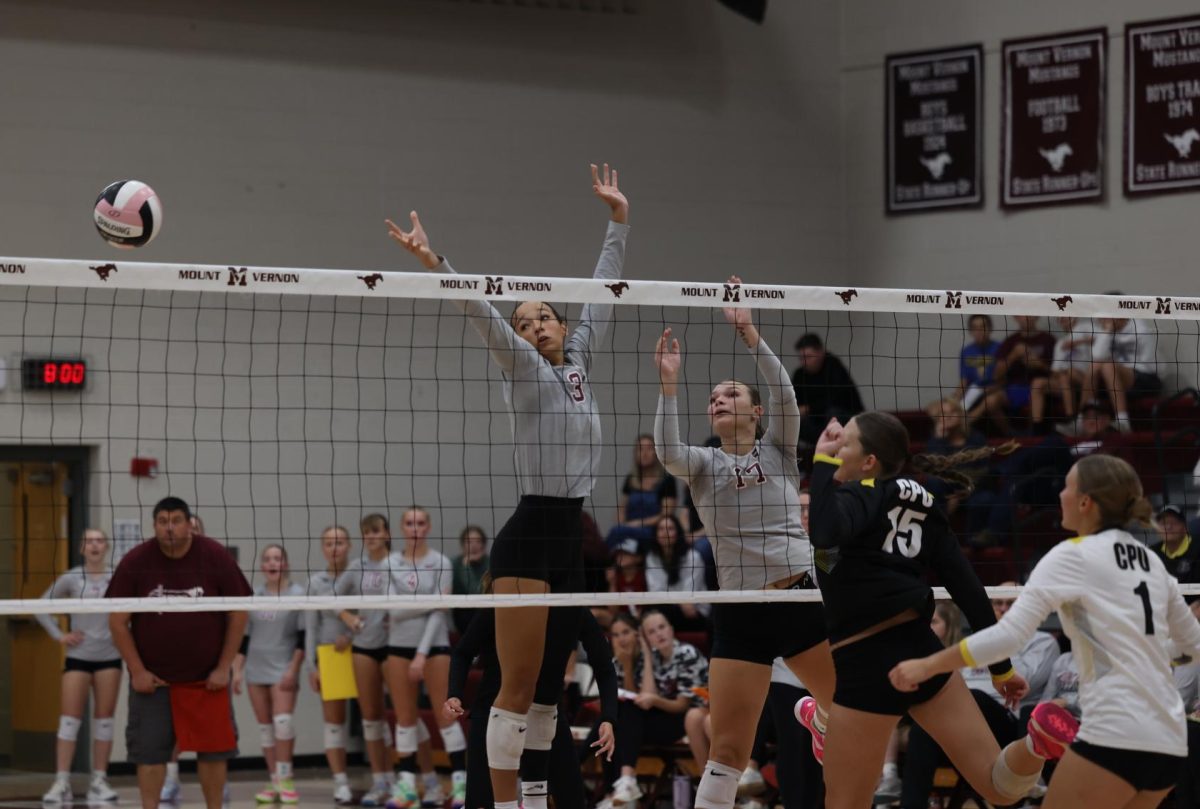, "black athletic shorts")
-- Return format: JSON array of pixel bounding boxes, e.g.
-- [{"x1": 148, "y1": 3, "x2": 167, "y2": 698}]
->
[
  {"x1": 351, "y1": 645, "x2": 388, "y2": 663},
  {"x1": 1071, "y1": 741, "x2": 1184, "y2": 792},
  {"x1": 832, "y1": 618, "x2": 950, "y2": 715},
  {"x1": 489, "y1": 496, "x2": 585, "y2": 591},
  {"x1": 387, "y1": 646, "x2": 452, "y2": 660},
  {"x1": 65, "y1": 657, "x2": 123, "y2": 674},
  {"x1": 712, "y1": 579, "x2": 828, "y2": 665}
]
